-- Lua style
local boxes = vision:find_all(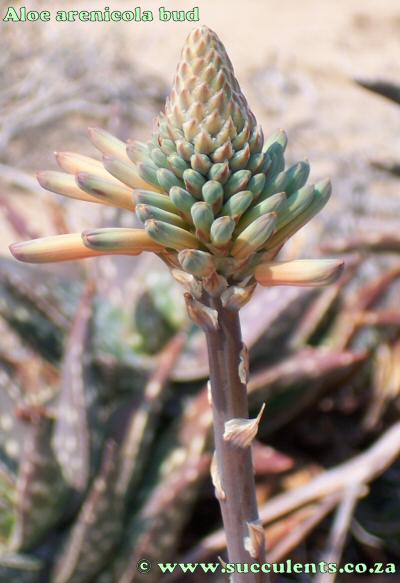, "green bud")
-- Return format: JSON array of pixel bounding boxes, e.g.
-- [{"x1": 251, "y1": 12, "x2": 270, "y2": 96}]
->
[
  {"x1": 265, "y1": 142, "x2": 285, "y2": 179},
  {"x1": 83, "y1": 227, "x2": 161, "y2": 253},
  {"x1": 211, "y1": 142, "x2": 233, "y2": 163},
  {"x1": 136, "y1": 204, "x2": 186, "y2": 228},
  {"x1": 156, "y1": 168, "x2": 183, "y2": 192},
  {"x1": 88, "y1": 127, "x2": 130, "y2": 161},
  {"x1": 157, "y1": 117, "x2": 172, "y2": 139},
  {"x1": 214, "y1": 118, "x2": 236, "y2": 146},
  {"x1": 169, "y1": 186, "x2": 197, "y2": 222},
  {"x1": 167, "y1": 154, "x2": 190, "y2": 178},
  {"x1": 224, "y1": 170, "x2": 252, "y2": 197},
  {"x1": 267, "y1": 180, "x2": 331, "y2": 250},
  {"x1": 183, "y1": 169, "x2": 206, "y2": 198},
  {"x1": 261, "y1": 160, "x2": 310, "y2": 201},
  {"x1": 314, "y1": 178, "x2": 332, "y2": 199},
  {"x1": 151, "y1": 147, "x2": 169, "y2": 169},
  {"x1": 191, "y1": 153, "x2": 212, "y2": 175},
  {"x1": 276, "y1": 185, "x2": 315, "y2": 230},
  {"x1": 160, "y1": 138, "x2": 176, "y2": 156},
  {"x1": 210, "y1": 216, "x2": 236, "y2": 247},
  {"x1": 103, "y1": 156, "x2": 150, "y2": 190},
  {"x1": 248, "y1": 125, "x2": 264, "y2": 153},
  {"x1": 208, "y1": 161, "x2": 230, "y2": 183},
  {"x1": 194, "y1": 129, "x2": 214, "y2": 154},
  {"x1": 178, "y1": 249, "x2": 216, "y2": 277},
  {"x1": 229, "y1": 144, "x2": 251, "y2": 172},
  {"x1": 263, "y1": 129, "x2": 288, "y2": 153},
  {"x1": 137, "y1": 162, "x2": 161, "y2": 189},
  {"x1": 176, "y1": 139, "x2": 195, "y2": 161},
  {"x1": 248, "y1": 173, "x2": 266, "y2": 198},
  {"x1": 191, "y1": 202, "x2": 214, "y2": 241},
  {"x1": 286, "y1": 160, "x2": 310, "y2": 194},
  {"x1": 75, "y1": 173, "x2": 134, "y2": 211},
  {"x1": 222, "y1": 190, "x2": 253, "y2": 220},
  {"x1": 136, "y1": 190, "x2": 177, "y2": 214},
  {"x1": 212, "y1": 141, "x2": 234, "y2": 163},
  {"x1": 236, "y1": 191, "x2": 286, "y2": 232},
  {"x1": 145, "y1": 219, "x2": 200, "y2": 251},
  {"x1": 231, "y1": 213, "x2": 277, "y2": 259},
  {"x1": 202, "y1": 180, "x2": 224, "y2": 213},
  {"x1": 126, "y1": 140, "x2": 150, "y2": 164},
  {"x1": 232, "y1": 121, "x2": 250, "y2": 150},
  {"x1": 183, "y1": 118, "x2": 198, "y2": 141},
  {"x1": 248, "y1": 152, "x2": 270, "y2": 174}
]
